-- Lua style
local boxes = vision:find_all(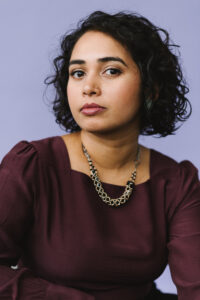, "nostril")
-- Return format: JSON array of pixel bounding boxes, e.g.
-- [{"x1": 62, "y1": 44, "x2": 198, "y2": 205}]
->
[
  {"x1": 83, "y1": 90, "x2": 96, "y2": 96},
  {"x1": 83, "y1": 87, "x2": 100, "y2": 96}
]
